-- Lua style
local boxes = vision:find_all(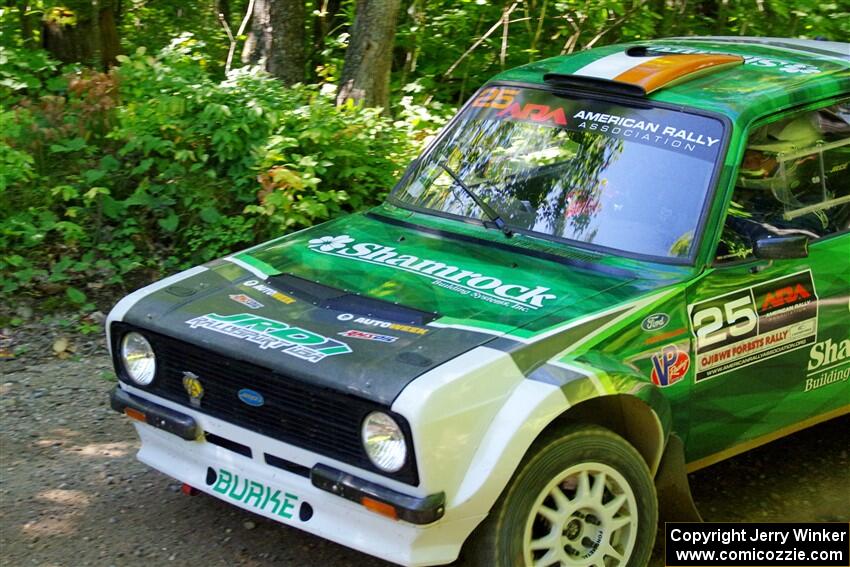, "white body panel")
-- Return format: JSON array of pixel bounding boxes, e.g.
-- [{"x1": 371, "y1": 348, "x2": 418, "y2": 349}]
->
[
  {"x1": 119, "y1": 344, "x2": 573, "y2": 566},
  {"x1": 105, "y1": 265, "x2": 208, "y2": 354},
  {"x1": 108, "y1": 268, "x2": 669, "y2": 565},
  {"x1": 123, "y1": 381, "x2": 486, "y2": 566}
]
